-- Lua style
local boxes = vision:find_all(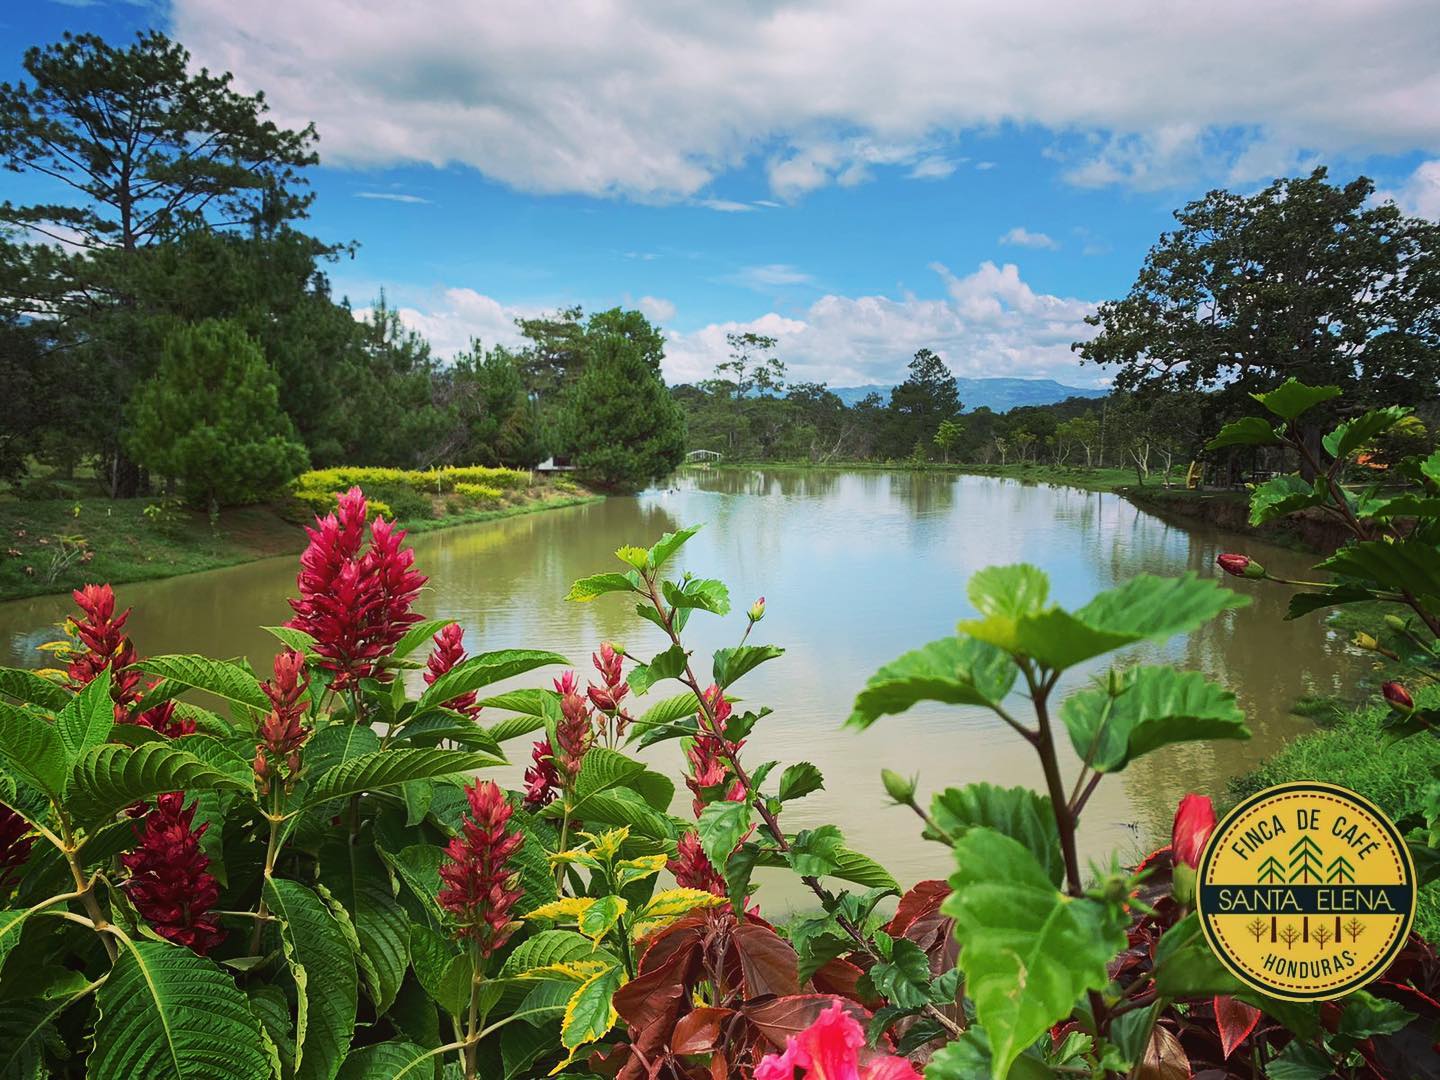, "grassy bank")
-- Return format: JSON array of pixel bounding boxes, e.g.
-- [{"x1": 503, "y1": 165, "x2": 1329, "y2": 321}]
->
[
  {"x1": 0, "y1": 475, "x2": 600, "y2": 602},
  {"x1": 1228, "y1": 692, "x2": 1440, "y2": 941},
  {"x1": 697, "y1": 458, "x2": 1141, "y2": 492}
]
